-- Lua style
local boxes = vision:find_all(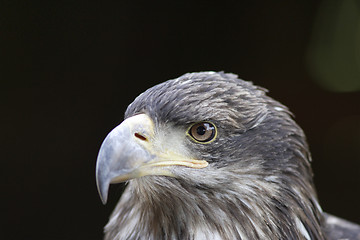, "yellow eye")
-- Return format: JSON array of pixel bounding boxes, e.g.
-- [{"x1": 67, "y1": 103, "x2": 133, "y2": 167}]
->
[{"x1": 189, "y1": 122, "x2": 216, "y2": 143}]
